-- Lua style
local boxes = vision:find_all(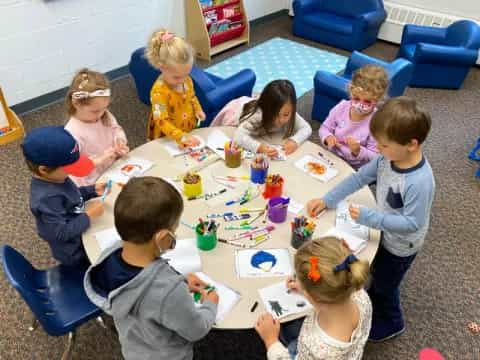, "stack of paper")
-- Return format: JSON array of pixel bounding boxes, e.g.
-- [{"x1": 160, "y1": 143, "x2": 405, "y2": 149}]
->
[
  {"x1": 258, "y1": 281, "x2": 312, "y2": 319},
  {"x1": 206, "y1": 129, "x2": 231, "y2": 160},
  {"x1": 322, "y1": 200, "x2": 369, "y2": 254},
  {"x1": 194, "y1": 272, "x2": 241, "y2": 323},
  {"x1": 162, "y1": 239, "x2": 202, "y2": 275}
]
